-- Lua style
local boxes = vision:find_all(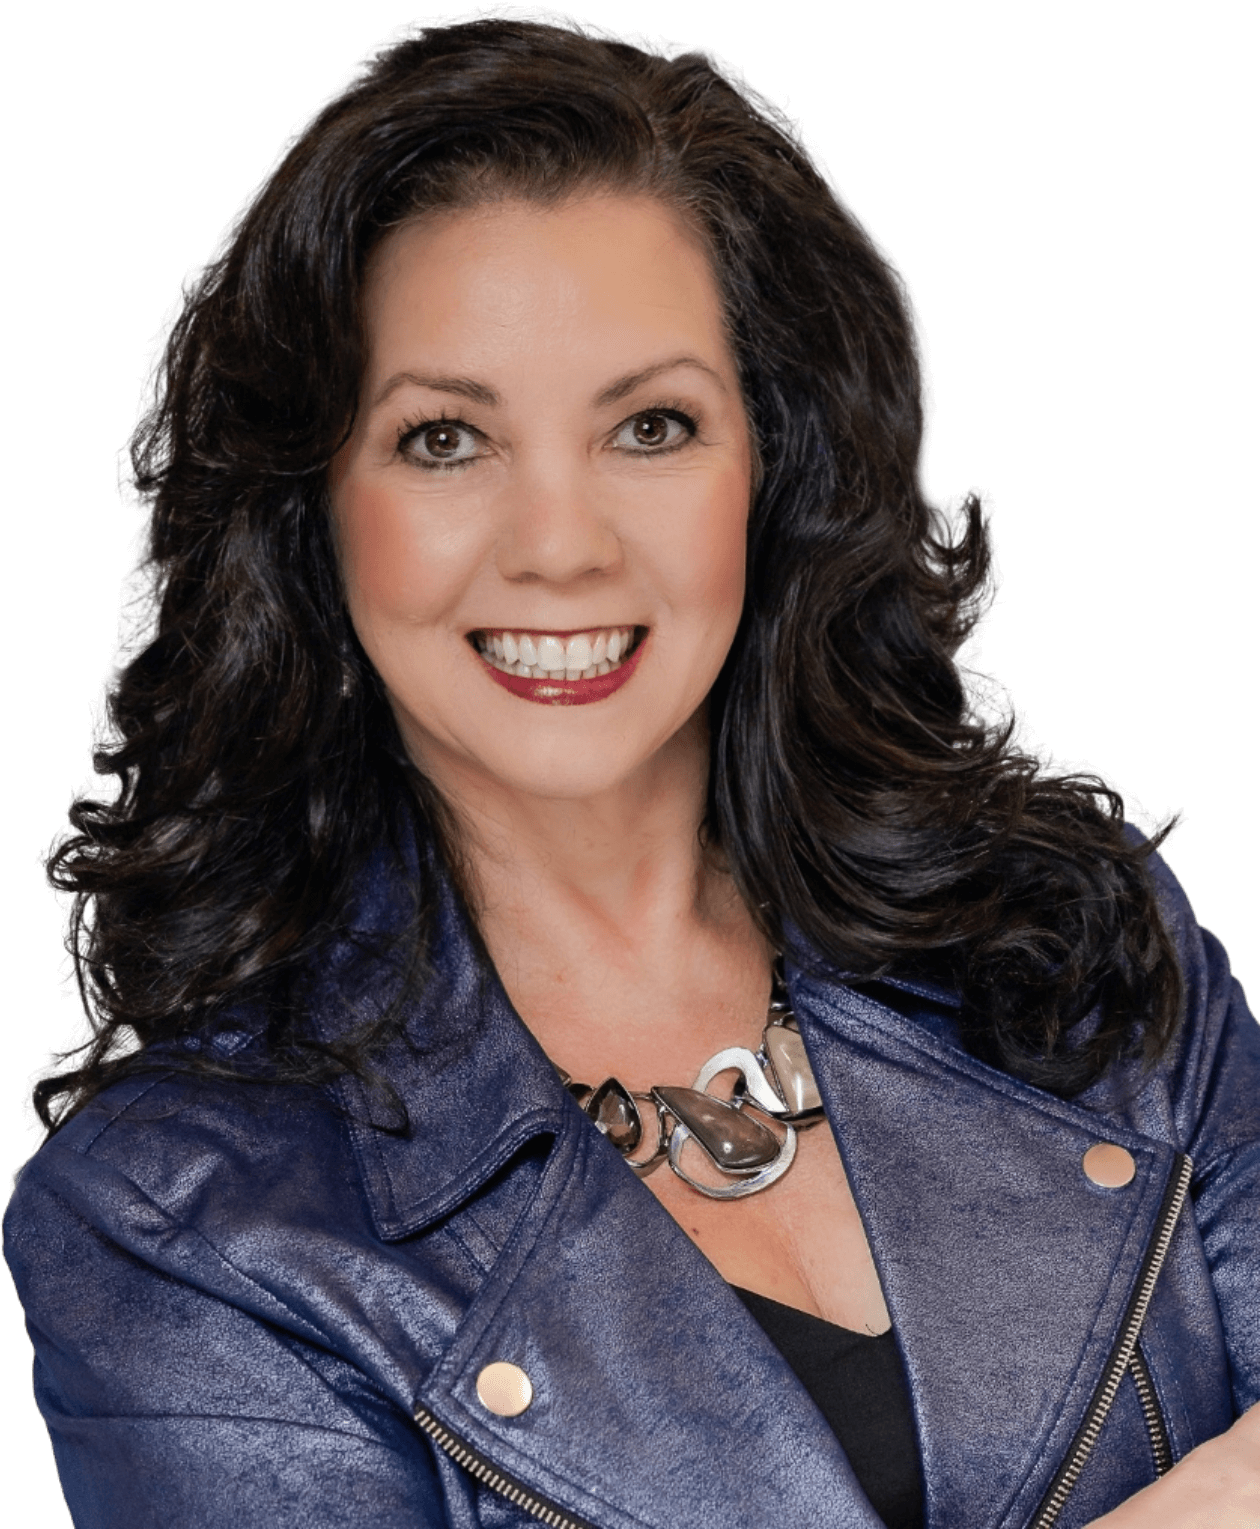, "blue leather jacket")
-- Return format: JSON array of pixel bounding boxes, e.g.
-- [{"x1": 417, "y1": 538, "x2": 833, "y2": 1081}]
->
[{"x1": 5, "y1": 848, "x2": 1258, "y2": 1529}]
